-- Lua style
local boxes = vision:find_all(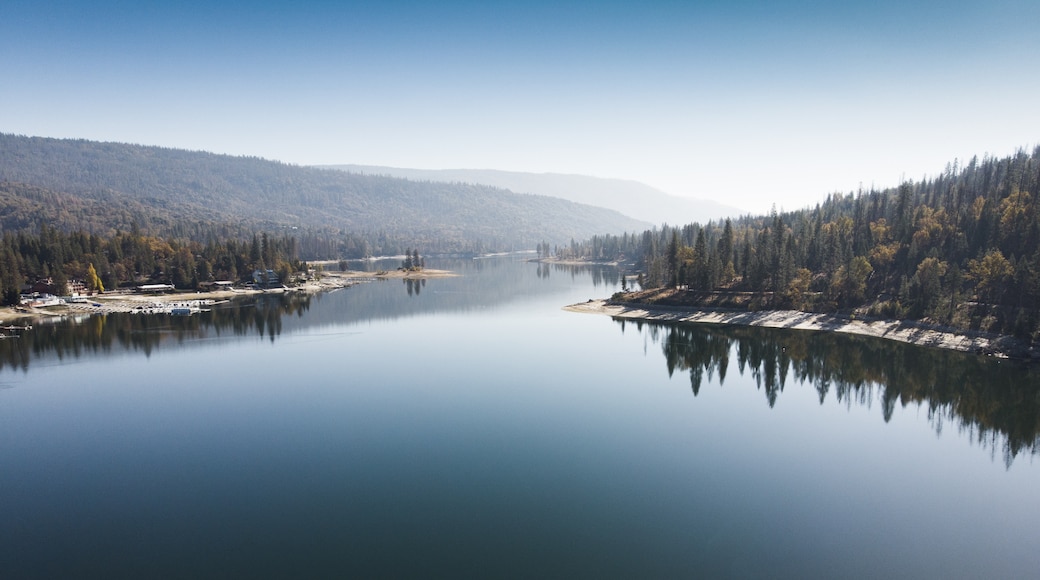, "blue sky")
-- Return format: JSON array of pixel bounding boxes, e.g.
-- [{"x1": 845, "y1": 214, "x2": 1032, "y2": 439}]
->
[{"x1": 3, "y1": 0, "x2": 1039, "y2": 214}]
